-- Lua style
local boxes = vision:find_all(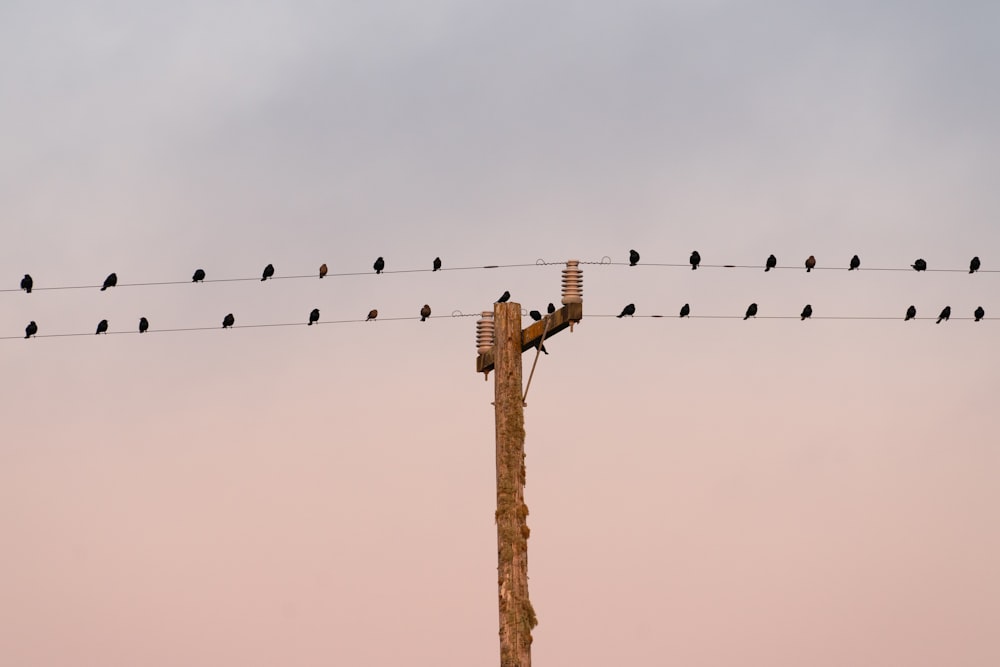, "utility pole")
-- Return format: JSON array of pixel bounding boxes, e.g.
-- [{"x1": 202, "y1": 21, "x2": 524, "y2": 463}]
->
[{"x1": 476, "y1": 261, "x2": 583, "y2": 667}]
